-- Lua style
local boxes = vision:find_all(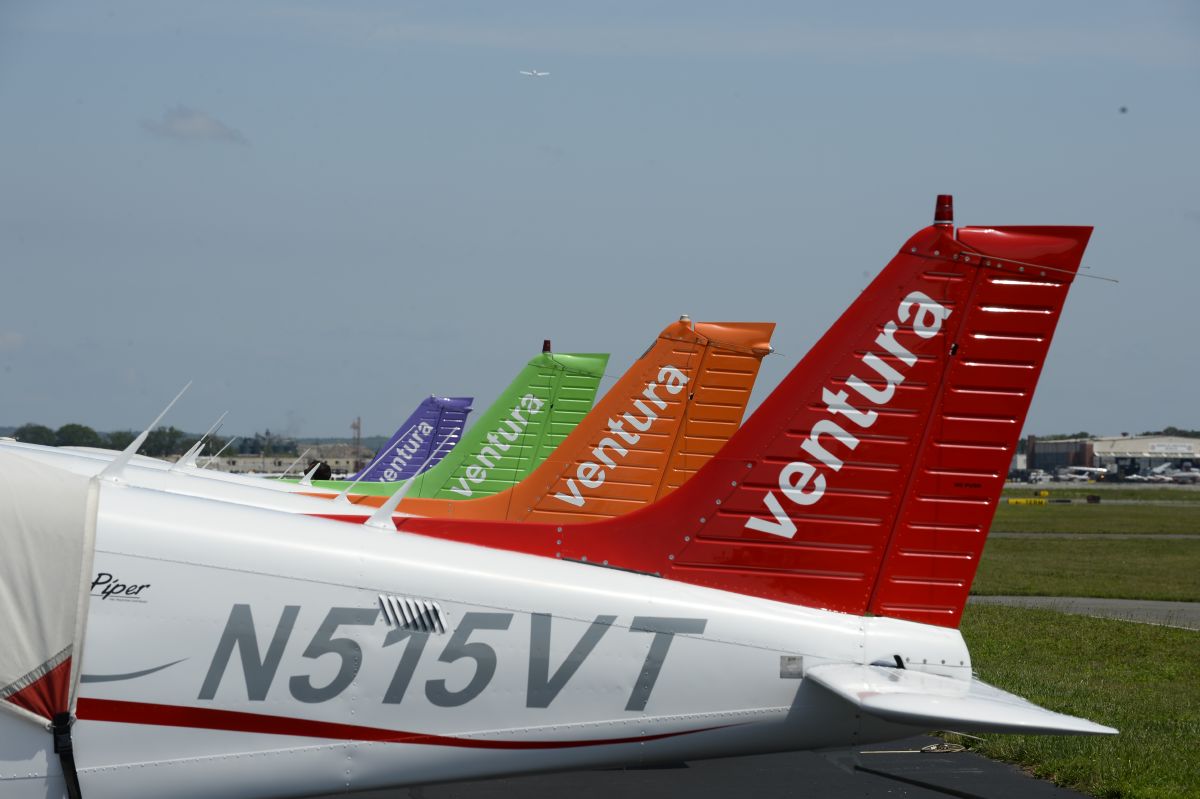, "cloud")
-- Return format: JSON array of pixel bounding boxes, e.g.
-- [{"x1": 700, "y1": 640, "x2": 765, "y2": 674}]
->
[
  {"x1": 142, "y1": 106, "x2": 248, "y2": 145},
  {"x1": 0, "y1": 332, "x2": 25, "y2": 352}
]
